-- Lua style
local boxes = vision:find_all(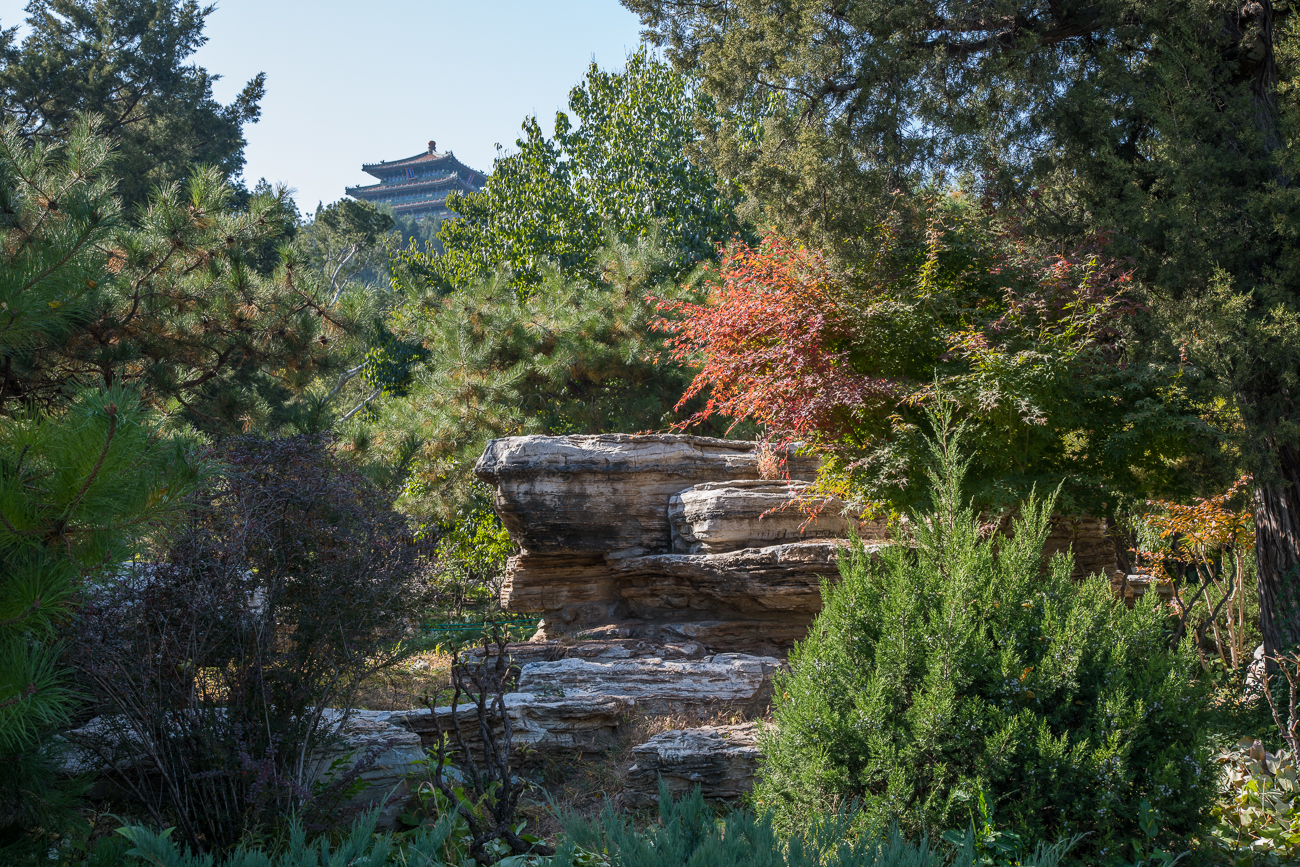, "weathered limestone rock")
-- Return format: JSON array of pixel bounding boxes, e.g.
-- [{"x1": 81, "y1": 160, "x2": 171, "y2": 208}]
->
[
  {"x1": 475, "y1": 435, "x2": 819, "y2": 633},
  {"x1": 624, "y1": 723, "x2": 762, "y2": 807},
  {"x1": 668, "y1": 480, "x2": 856, "y2": 554},
  {"x1": 384, "y1": 652, "x2": 781, "y2": 758},
  {"x1": 1043, "y1": 516, "x2": 1121, "y2": 581},
  {"x1": 515, "y1": 653, "x2": 784, "y2": 716},
  {"x1": 388, "y1": 692, "x2": 634, "y2": 754},
  {"x1": 320, "y1": 710, "x2": 426, "y2": 828},
  {"x1": 475, "y1": 434, "x2": 818, "y2": 557},
  {"x1": 610, "y1": 540, "x2": 847, "y2": 619},
  {"x1": 469, "y1": 638, "x2": 710, "y2": 667}
]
